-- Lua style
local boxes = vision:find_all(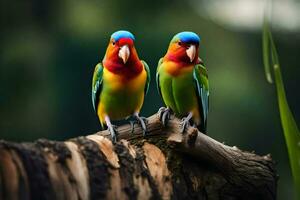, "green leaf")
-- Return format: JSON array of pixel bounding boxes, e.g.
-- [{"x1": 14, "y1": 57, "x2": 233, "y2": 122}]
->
[
  {"x1": 263, "y1": 16, "x2": 300, "y2": 199},
  {"x1": 262, "y1": 18, "x2": 273, "y2": 83}
]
